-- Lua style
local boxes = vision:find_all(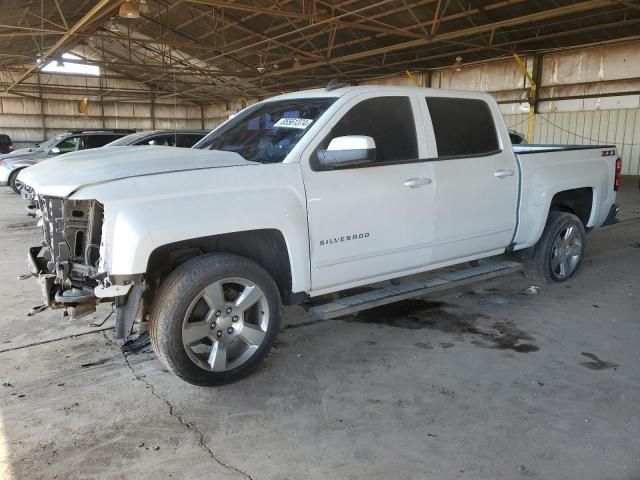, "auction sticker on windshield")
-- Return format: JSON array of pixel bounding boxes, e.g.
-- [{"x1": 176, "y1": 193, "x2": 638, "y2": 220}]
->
[{"x1": 273, "y1": 118, "x2": 313, "y2": 129}]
